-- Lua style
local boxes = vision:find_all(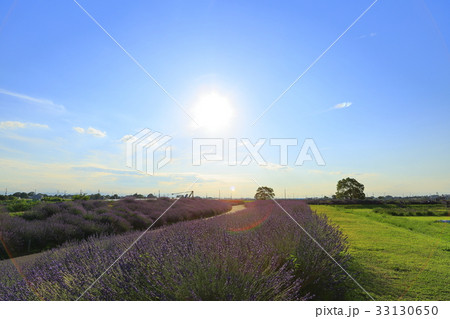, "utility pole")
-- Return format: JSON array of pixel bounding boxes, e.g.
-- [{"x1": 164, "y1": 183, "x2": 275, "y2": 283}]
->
[{"x1": 158, "y1": 190, "x2": 160, "y2": 198}]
